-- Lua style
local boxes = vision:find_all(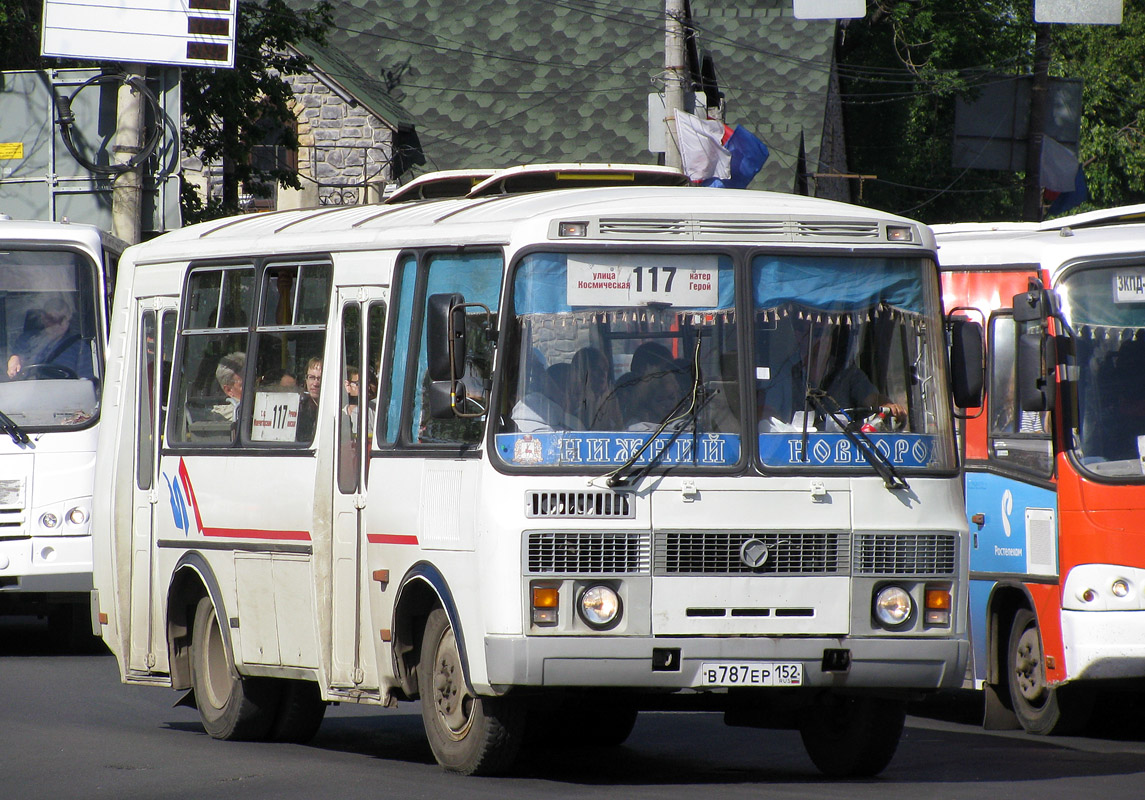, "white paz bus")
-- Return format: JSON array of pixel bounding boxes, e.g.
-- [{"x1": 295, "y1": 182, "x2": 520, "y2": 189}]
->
[
  {"x1": 92, "y1": 166, "x2": 982, "y2": 778},
  {"x1": 0, "y1": 216, "x2": 122, "y2": 644}
]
